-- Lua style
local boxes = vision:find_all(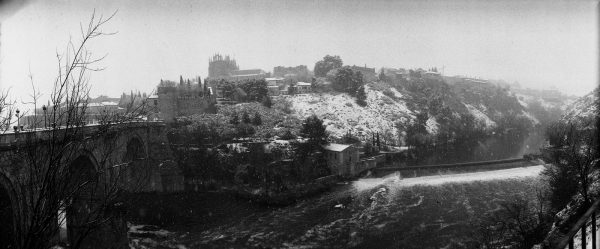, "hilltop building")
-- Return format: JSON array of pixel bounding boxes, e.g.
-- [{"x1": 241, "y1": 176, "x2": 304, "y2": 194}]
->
[
  {"x1": 350, "y1": 65, "x2": 376, "y2": 75},
  {"x1": 208, "y1": 54, "x2": 239, "y2": 78},
  {"x1": 153, "y1": 76, "x2": 216, "y2": 121},
  {"x1": 423, "y1": 71, "x2": 442, "y2": 81},
  {"x1": 264, "y1": 77, "x2": 313, "y2": 96},
  {"x1": 350, "y1": 65, "x2": 377, "y2": 81},
  {"x1": 208, "y1": 54, "x2": 269, "y2": 81},
  {"x1": 228, "y1": 69, "x2": 269, "y2": 81},
  {"x1": 273, "y1": 65, "x2": 311, "y2": 81},
  {"x1": 381, "y1": 67, "x2": 408, "y2": 81},
  {"x1": 296, "y1": 82, "x2": 312, "y2": 94}
]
